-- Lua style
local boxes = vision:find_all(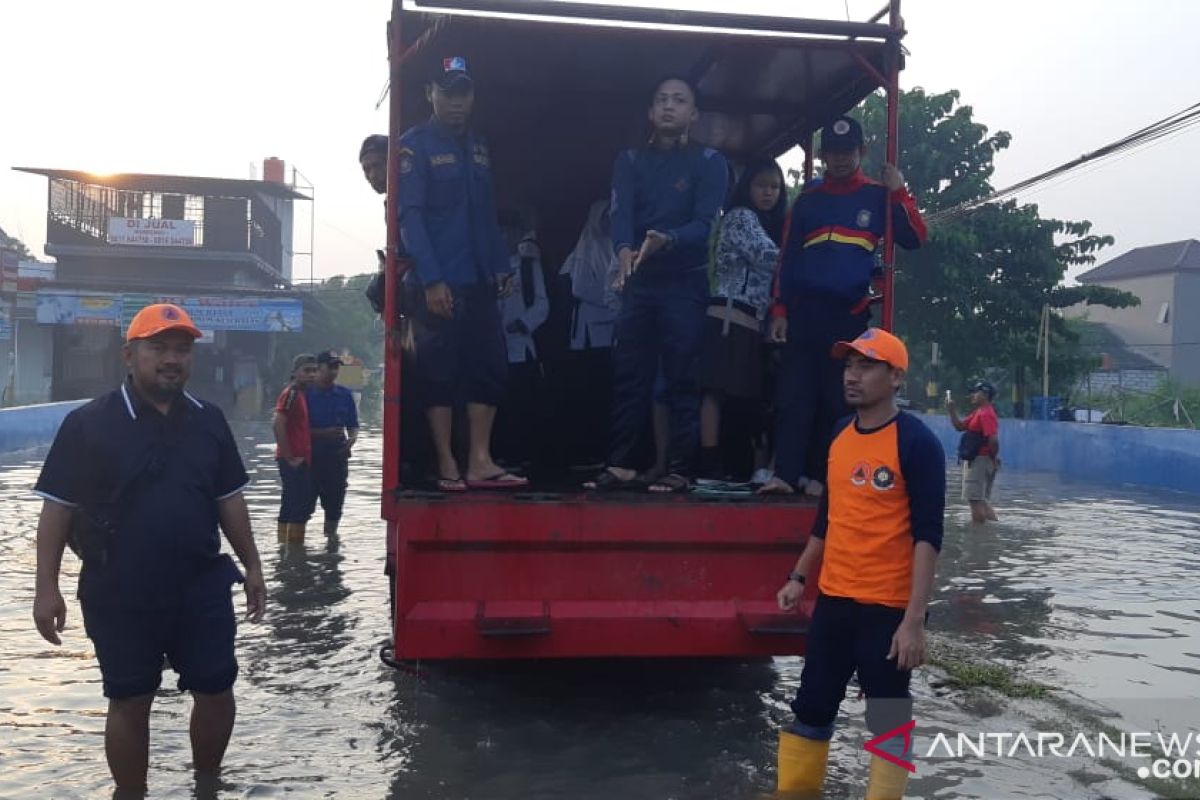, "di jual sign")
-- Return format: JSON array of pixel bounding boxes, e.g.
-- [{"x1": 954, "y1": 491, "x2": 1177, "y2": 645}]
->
[{"x1": 107, "y1": 217, "x2": 197, "y2": 247}]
